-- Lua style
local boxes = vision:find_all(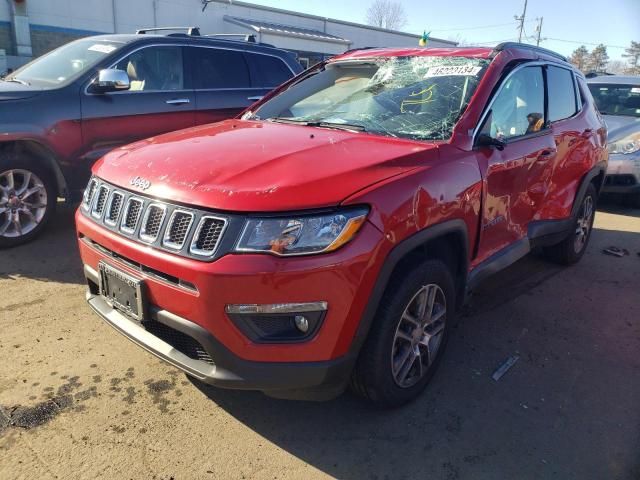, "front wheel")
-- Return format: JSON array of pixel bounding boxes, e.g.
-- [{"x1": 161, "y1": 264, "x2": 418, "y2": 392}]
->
[
  {"x1": 0, "y1": 155, "x2": 56, "y2": 248},
  {"x1": 543, "y1": 183, "x2": 597, "y2": 265},
  {"x1": 351, "y1": 259, "x2": 455, "y2": 408}
]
